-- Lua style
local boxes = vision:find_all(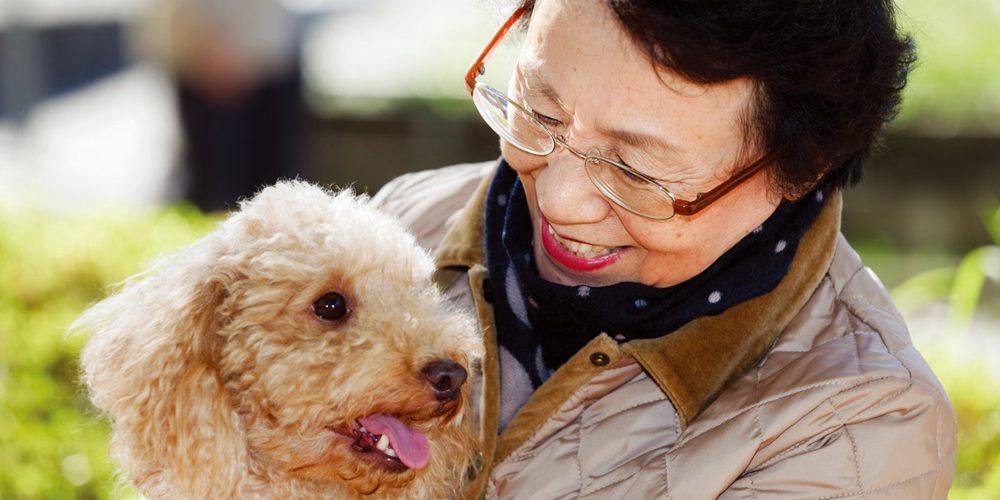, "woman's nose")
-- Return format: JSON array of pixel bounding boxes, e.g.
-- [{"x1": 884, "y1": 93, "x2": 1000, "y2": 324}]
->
[{"x1": 534, "y1": 152, "x2": 613, "y2": 224}]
